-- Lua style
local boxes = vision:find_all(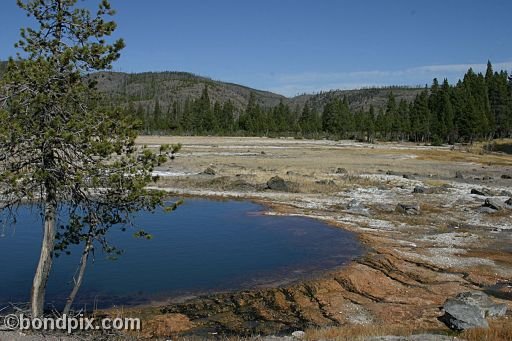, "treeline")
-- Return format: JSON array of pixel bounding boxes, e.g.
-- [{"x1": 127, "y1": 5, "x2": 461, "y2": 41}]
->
[
  {"x1": 127, "y1": 61, "x2": 512, "y2": 143},
  {"x1": 363, "y1": 61, "x2": 512, "y2": 143}
]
